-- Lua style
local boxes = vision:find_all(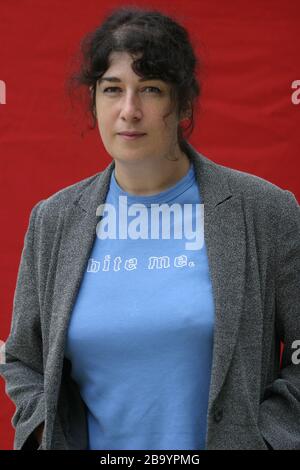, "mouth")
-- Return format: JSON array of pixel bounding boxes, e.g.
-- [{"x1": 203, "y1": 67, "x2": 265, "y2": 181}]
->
[{"x1": 117, "y1": 133, "x2": 146, "y2": 140}]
